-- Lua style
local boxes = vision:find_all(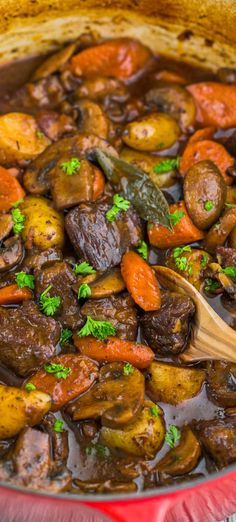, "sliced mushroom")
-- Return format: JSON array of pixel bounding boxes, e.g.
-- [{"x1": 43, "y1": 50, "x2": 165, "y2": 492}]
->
[
  {"x1": 0, "y1": 214, "x2": 13, "y2": 242},
  {"x1": 67, "y1": 362, "x2": 144, "y2": 429},
  {"x1": 156, "y1": 426, "x2": 201, "y2": 476},
  {"x1": 207, "y1": 361, "x2": 236, "y2": 407},
  {"x1": 74, "y1": 76, "x2": 129, "y2": 102},
  {"x1": 145, "y1": 85, "x2": 196, "y2": 130},
  {"x1": 204, "y1": 207, "x2": 236, "y2": 253},
  {"x1": 76, "y1": 268, "x2": 126, "y2": 299},
  {"x1": 74, "y1": 478, "x2": 137, "y2": 493},
  {"x1": 0, "y1": 236, "x2": 23, "y2": 272},
  {"x1": 78, "y1": 99, "x2": 112, "y2": 140}
]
